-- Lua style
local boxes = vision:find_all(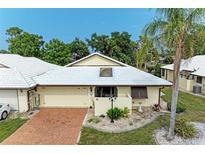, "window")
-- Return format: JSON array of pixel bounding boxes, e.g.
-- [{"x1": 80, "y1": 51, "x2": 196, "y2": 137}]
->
[
  {"x1": 100, "y1": 68, "x2": 113, "y2": 77},
  {"x1": 188, "y1": 75, "x2": 195, "y2": 80},
  {"x1": 161, "y1": 69, "x2": 165, "y2": 76},
  {"x1": 197, "y1": 76, "x2": 202, "y2": 84},
  {"x1": 131, "y1": 87, "x2": 148, "y2": 99},
  {"x1": 95, "y1": 86, "x2": 117, "y2": 97}
]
